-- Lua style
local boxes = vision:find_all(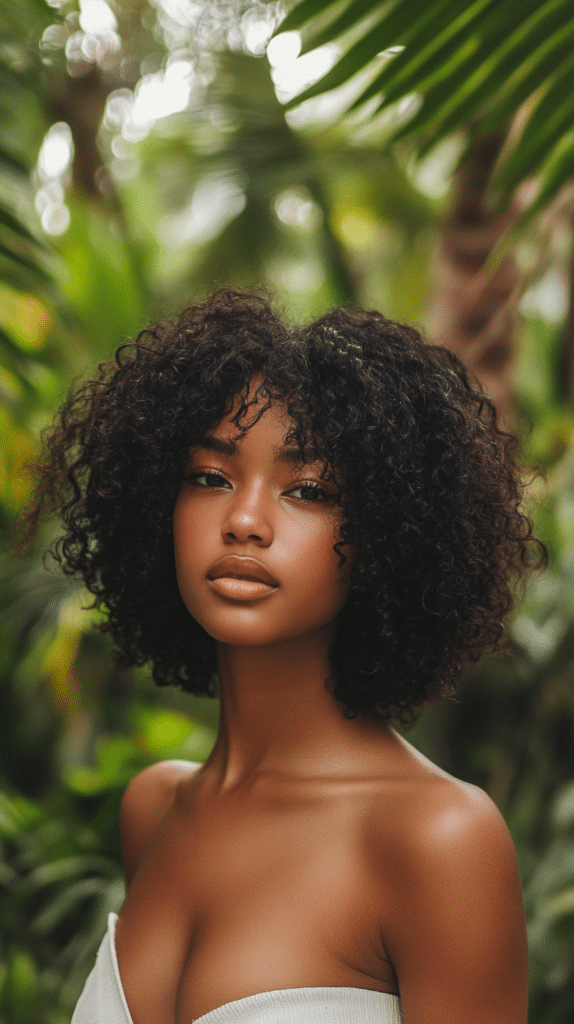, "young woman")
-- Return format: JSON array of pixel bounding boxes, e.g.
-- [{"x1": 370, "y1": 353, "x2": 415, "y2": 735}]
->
[{"x1": 29, "y1": 288, "x2": 544, "y2": 1024}]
